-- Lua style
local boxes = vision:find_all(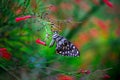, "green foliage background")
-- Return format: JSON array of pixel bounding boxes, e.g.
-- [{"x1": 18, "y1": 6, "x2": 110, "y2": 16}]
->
[{"x1": 0, "y1": 0, "x2": 120, "y2": 80}]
